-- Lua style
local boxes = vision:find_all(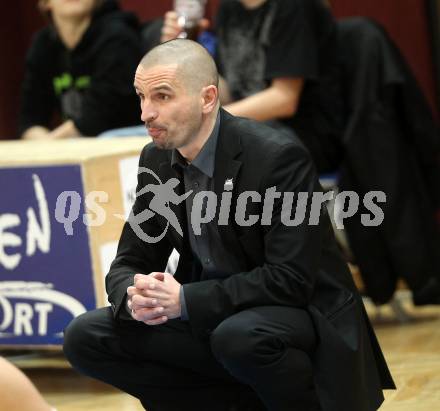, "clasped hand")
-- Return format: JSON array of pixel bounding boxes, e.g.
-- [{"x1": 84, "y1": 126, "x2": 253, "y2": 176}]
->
[{"x1": 127, "y1": 272, "x2": 181, "y2": 325}]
